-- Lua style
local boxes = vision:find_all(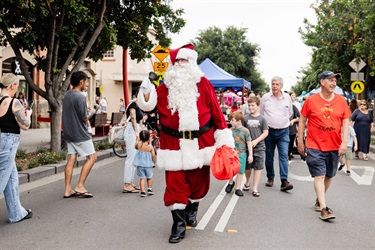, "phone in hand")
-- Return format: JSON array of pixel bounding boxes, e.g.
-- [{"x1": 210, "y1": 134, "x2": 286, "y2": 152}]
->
[{"x1": 27, "y1": 100, "x2": 34, "y2": 110}]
